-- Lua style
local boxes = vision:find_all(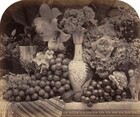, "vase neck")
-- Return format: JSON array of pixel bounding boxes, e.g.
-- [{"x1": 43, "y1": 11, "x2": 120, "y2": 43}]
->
[{"x1": 73, "y1": 44, "x2": 83, "y2": 61}]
